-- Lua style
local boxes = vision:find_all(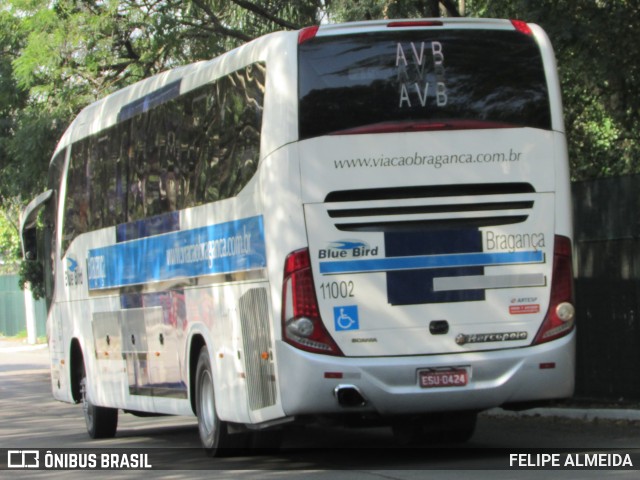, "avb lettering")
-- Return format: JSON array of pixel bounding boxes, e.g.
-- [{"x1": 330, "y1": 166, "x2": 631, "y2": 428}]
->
[
  {"x1": 396, "y1": 41, "x2": 447, "y2": 108},
  {"x1": 395, "y1": 41, "x2": 444, "y2": 68},
  {"x1": 398, "y1": 82, "x2": 447, "y2": 108}
]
